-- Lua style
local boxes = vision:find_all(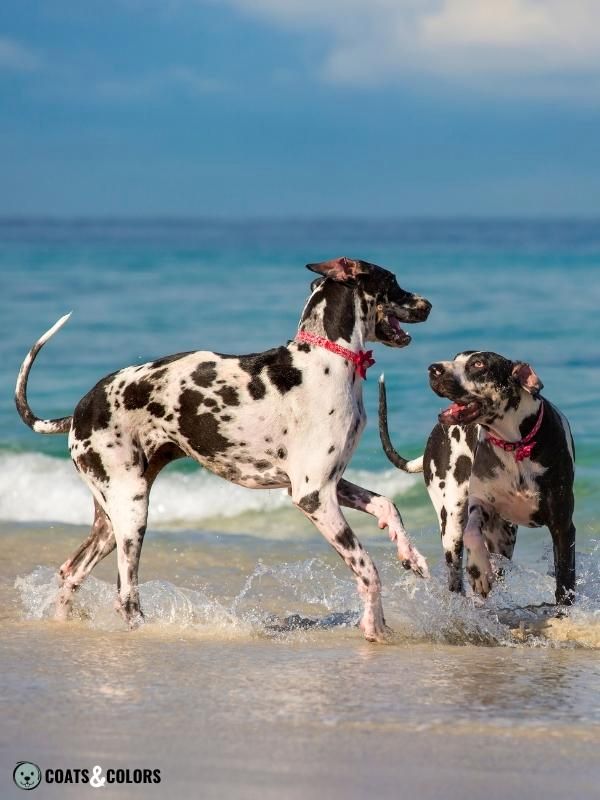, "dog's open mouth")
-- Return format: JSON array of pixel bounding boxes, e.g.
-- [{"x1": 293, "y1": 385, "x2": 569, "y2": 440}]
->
[
  {"x1": 439, "y1": 399, "x2": 482, "y2": 425},
  {"x1": 376, "y1": 312, "x2": 412, "y2": 347},
  {"x1": 388, "y1": 314, "x2": 411, "y2": 346}
]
